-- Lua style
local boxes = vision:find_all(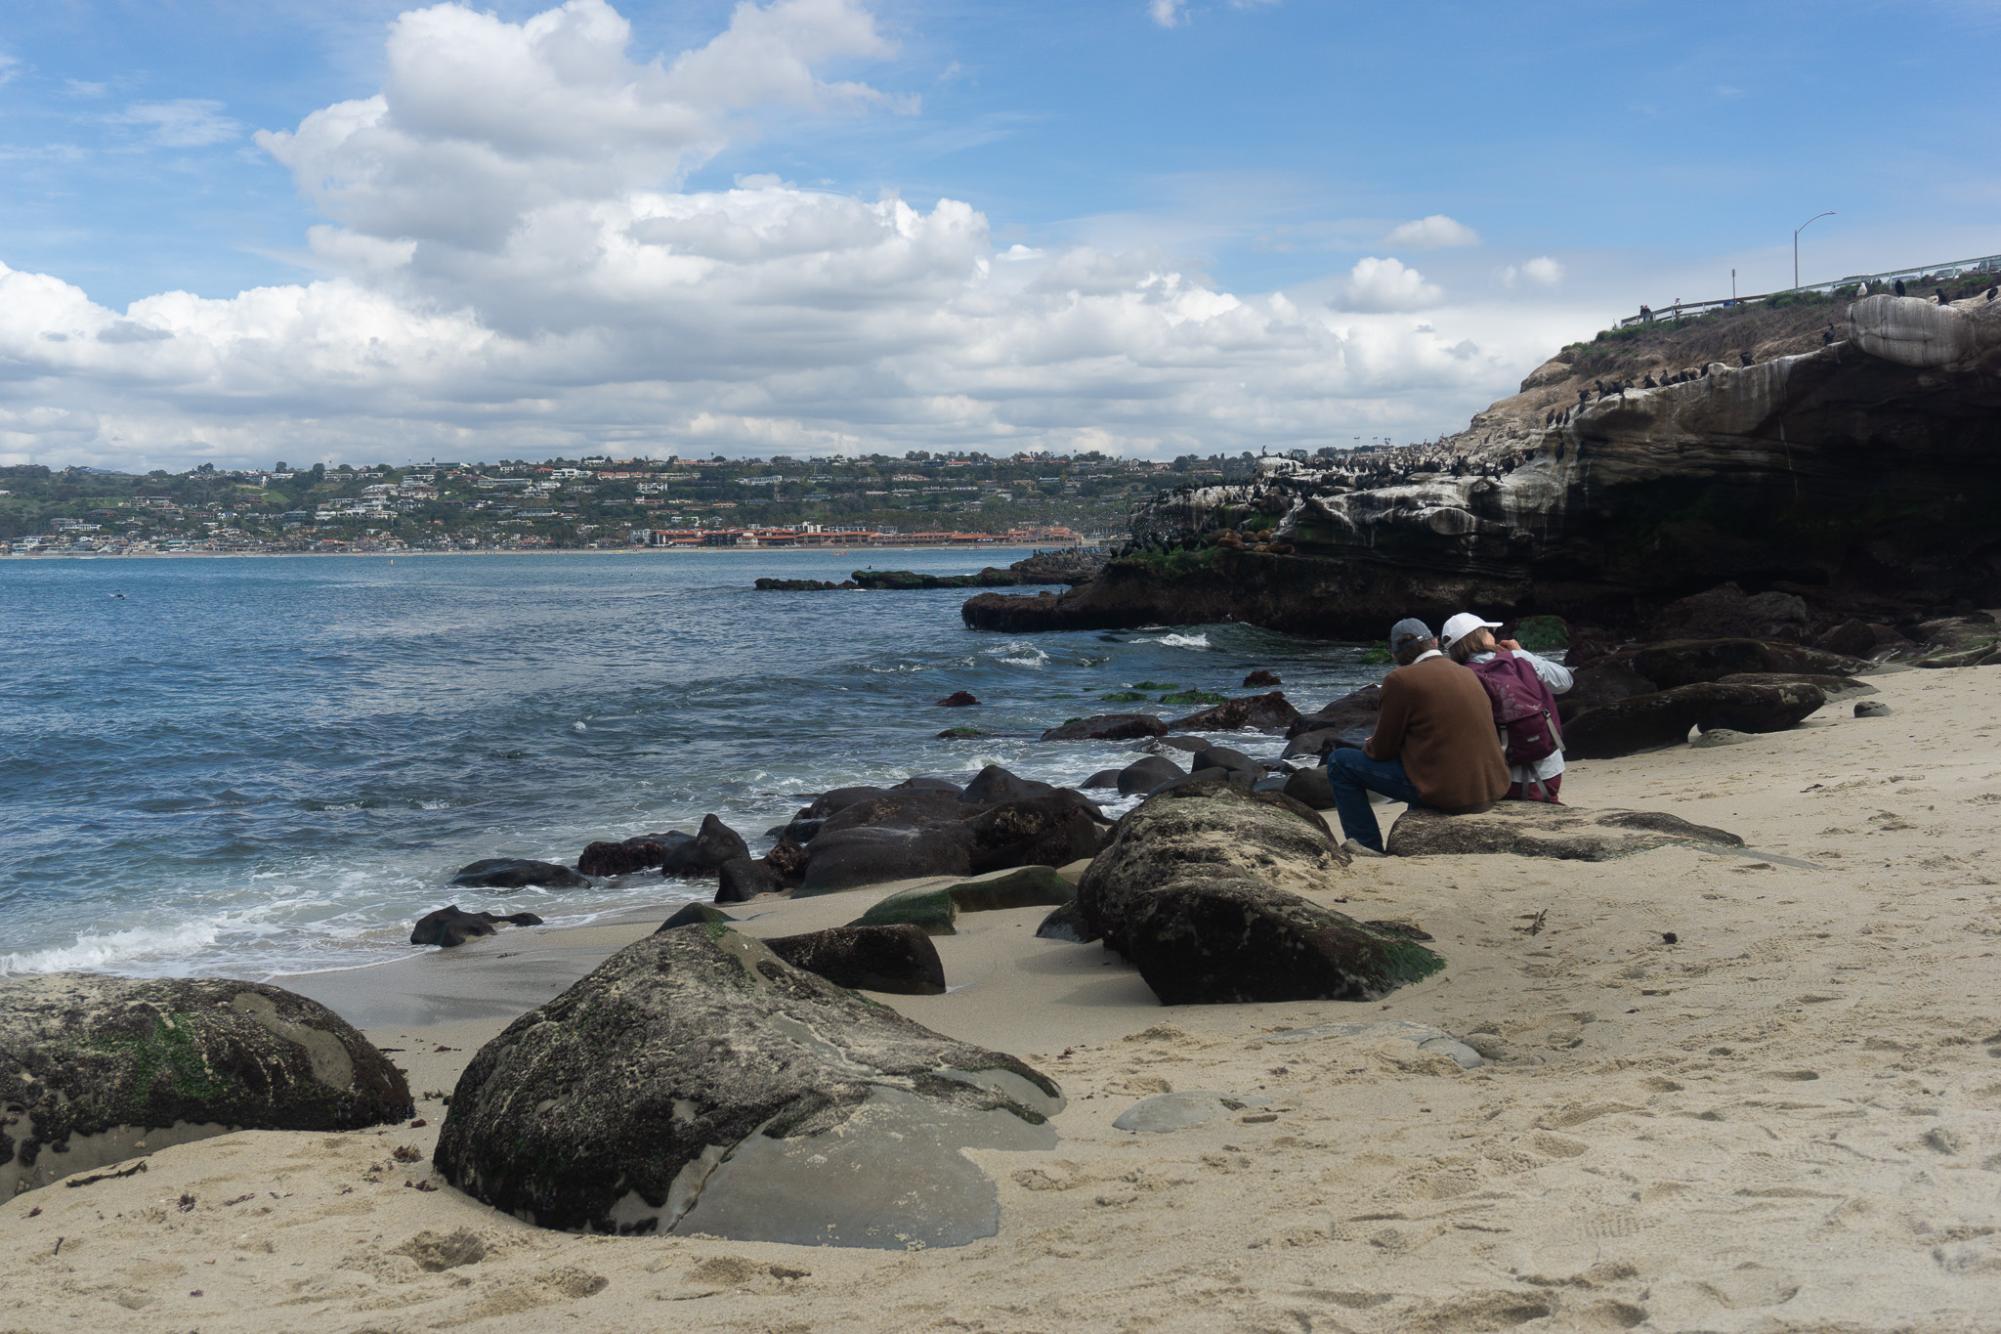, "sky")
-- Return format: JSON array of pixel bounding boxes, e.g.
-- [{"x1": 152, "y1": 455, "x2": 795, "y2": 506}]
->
[{"x1": 1, "y1": 0, "x2": 1996, "y2": 471}]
